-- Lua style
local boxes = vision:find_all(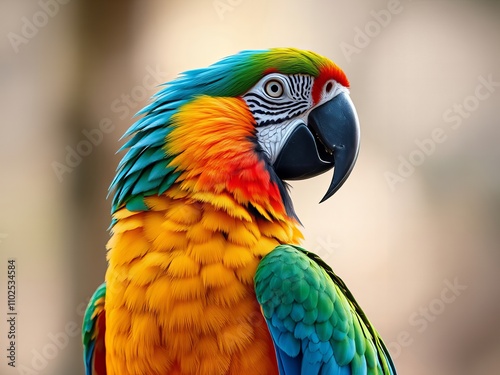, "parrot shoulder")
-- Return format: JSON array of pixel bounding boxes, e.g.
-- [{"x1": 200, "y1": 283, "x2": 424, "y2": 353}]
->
[
  {"x1": 254, "y1": 245, "x2": 396, "y2": 375},
  {"x1": 82, "y1": 283, "x2": 107, "y2": 375}
]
